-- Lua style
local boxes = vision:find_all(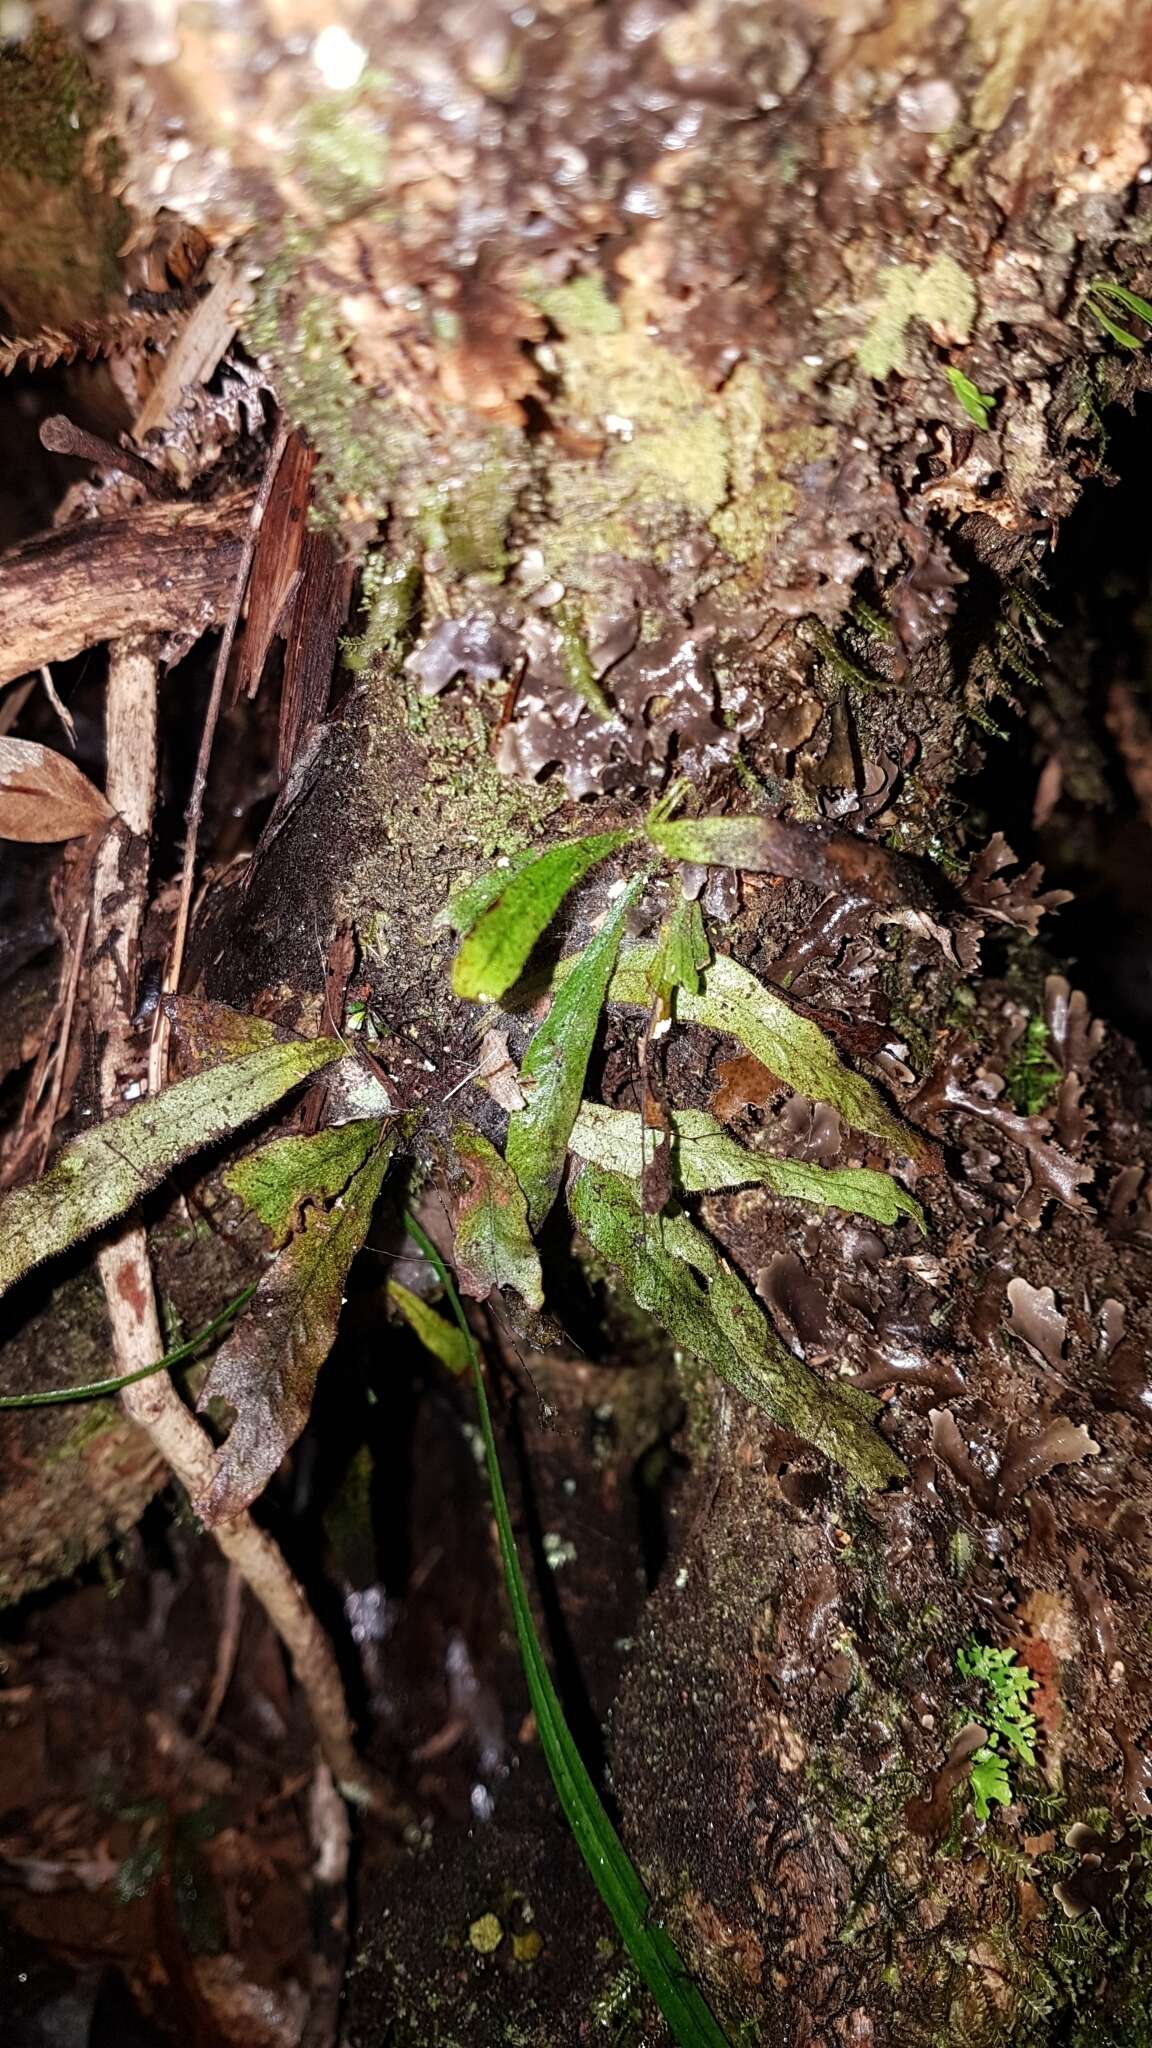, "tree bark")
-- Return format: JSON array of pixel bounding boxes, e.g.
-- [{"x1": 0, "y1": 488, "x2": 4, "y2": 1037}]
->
[
  {"x1": 8, "y1": 3, "x2": 1152, "y2": 2041},
  {"x1": 0, "y1": 489, "x2": 252, "y2": 687}
]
